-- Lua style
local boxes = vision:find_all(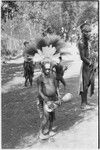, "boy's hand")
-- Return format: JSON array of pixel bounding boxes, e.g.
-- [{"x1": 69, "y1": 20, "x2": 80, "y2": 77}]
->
[
  {"x1": 89, "y1": 61, "x2": 93, "y2": 67},
  {"x1": 44, "y1": 96, "x2": 49, "y2": 103},
  {"x1": 58, "y1": 99, "x2": 62, "y2": 105},
  {"x1": 55, "y1": 97, "x2": 62, "y2": 106},
  {"x1": 65, "y1": 66, "x2": 68, "y2": 70}
]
